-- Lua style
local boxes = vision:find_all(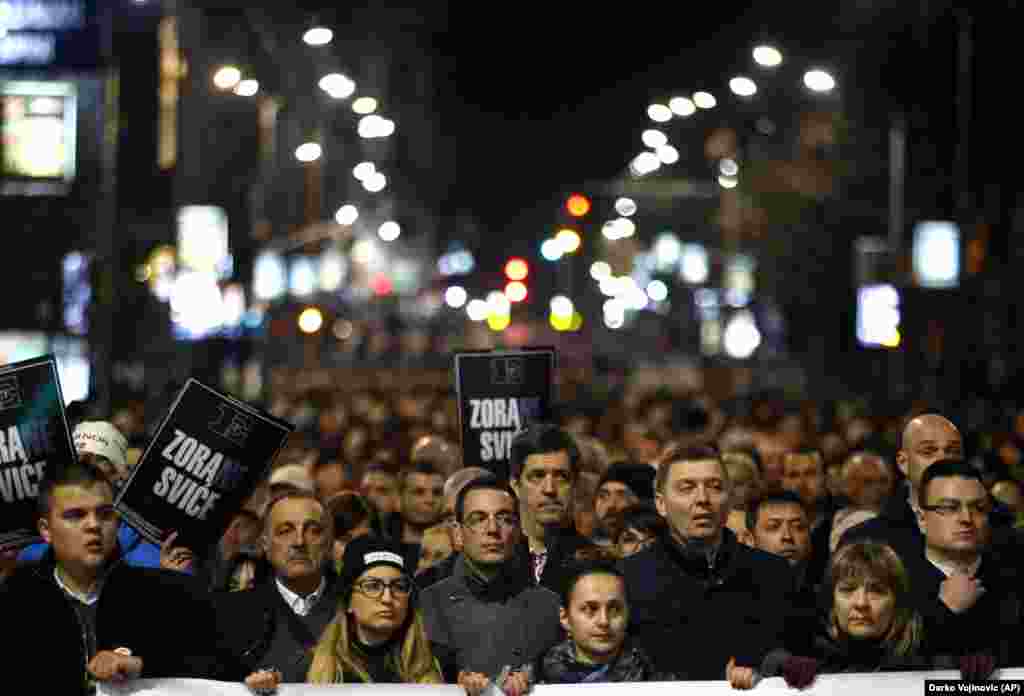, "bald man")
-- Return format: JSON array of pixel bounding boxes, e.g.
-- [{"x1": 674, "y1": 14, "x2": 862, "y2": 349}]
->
[{"x1": 838, "y1": 414, "x2": 962, "y2": 560}]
